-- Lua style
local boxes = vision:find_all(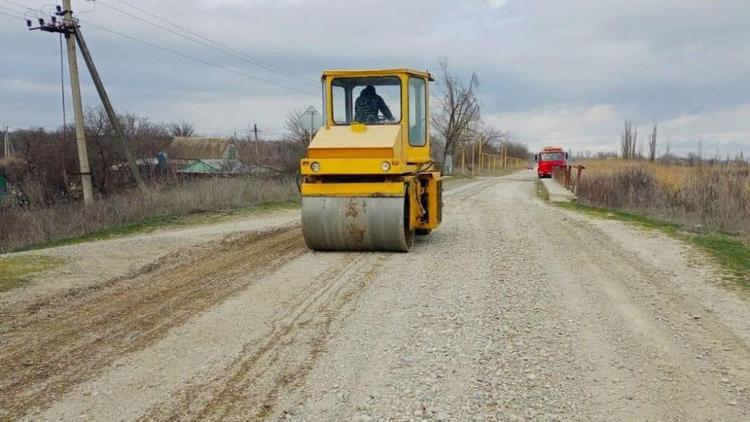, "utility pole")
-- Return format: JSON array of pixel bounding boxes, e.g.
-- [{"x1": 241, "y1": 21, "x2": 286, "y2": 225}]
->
[
  {"x1": 309, "y1": 113, "x2": 314, "y2": 144},
  {"x1": 302, "y1": 106, "x2": 319, "y2": 145},
  {"x1": 471, "y1": 140, "x2": 475, "y2": 176},
  {"x1": 461, "y1": 148, "x2": 465, "y2": 174},
  {"x1": 478, "y1": 137, "x2": 483, "y2": 175},
  {"x1": 28, "y1": 0, "x2": 146, "y2": 199},
  {"x1": 3, "y1": 125, "x2": 9, "y2": 158},
  {"x1": 61, "y1": 0, "x2": 93, "y2": 204},
  {"x1": 253, "y1": 124, "x2": 259, "y2": 142}
]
